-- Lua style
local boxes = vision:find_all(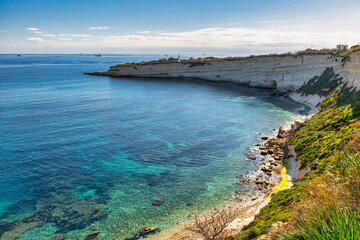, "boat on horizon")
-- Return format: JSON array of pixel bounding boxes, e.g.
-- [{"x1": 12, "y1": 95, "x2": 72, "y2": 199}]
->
[{"x1": 94, "y1": 54, "x2": 101, "y2": 57}]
